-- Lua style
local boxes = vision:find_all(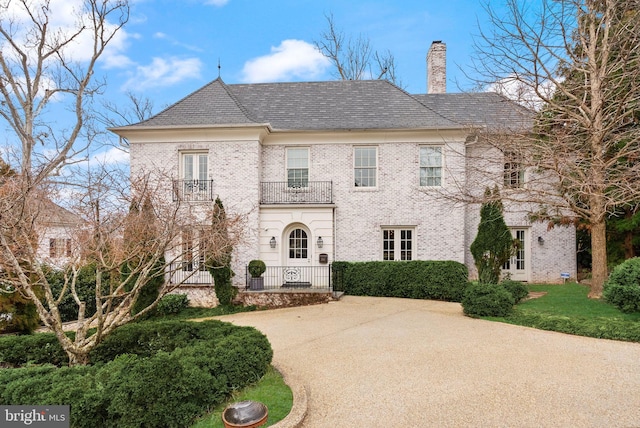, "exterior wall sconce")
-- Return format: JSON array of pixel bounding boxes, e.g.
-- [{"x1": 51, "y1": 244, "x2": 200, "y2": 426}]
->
[
  {"x1": 270, "y1": 236, "x2": 276, "y2": 249},
  {"x1": 317, "y1": 236, "x2": 323, "y2": 248},
  {"x1": 538, "y1": 236, "x2": 544, "y2": 245}
]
